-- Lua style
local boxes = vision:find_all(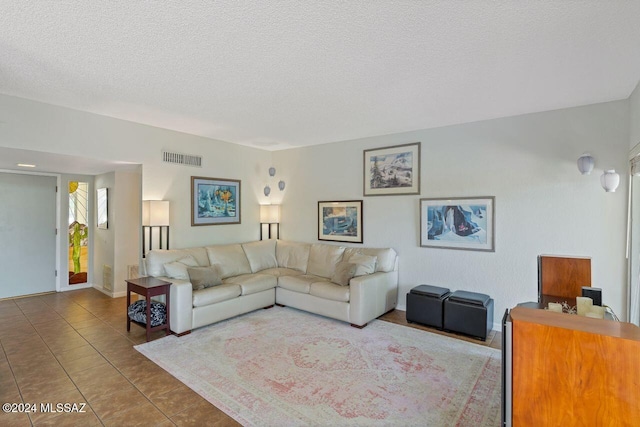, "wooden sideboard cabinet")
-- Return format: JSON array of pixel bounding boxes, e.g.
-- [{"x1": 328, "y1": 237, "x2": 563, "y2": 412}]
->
[{"x1": 504, "y1": 307, "x2": 640, "y2": 426}]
